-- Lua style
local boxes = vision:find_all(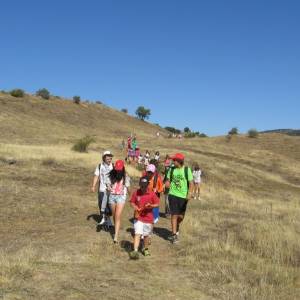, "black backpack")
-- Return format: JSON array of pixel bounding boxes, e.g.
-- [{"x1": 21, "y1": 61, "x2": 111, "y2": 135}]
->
[{"x1": 169, "y1": 166, "x2": 190, "y2": 190}]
